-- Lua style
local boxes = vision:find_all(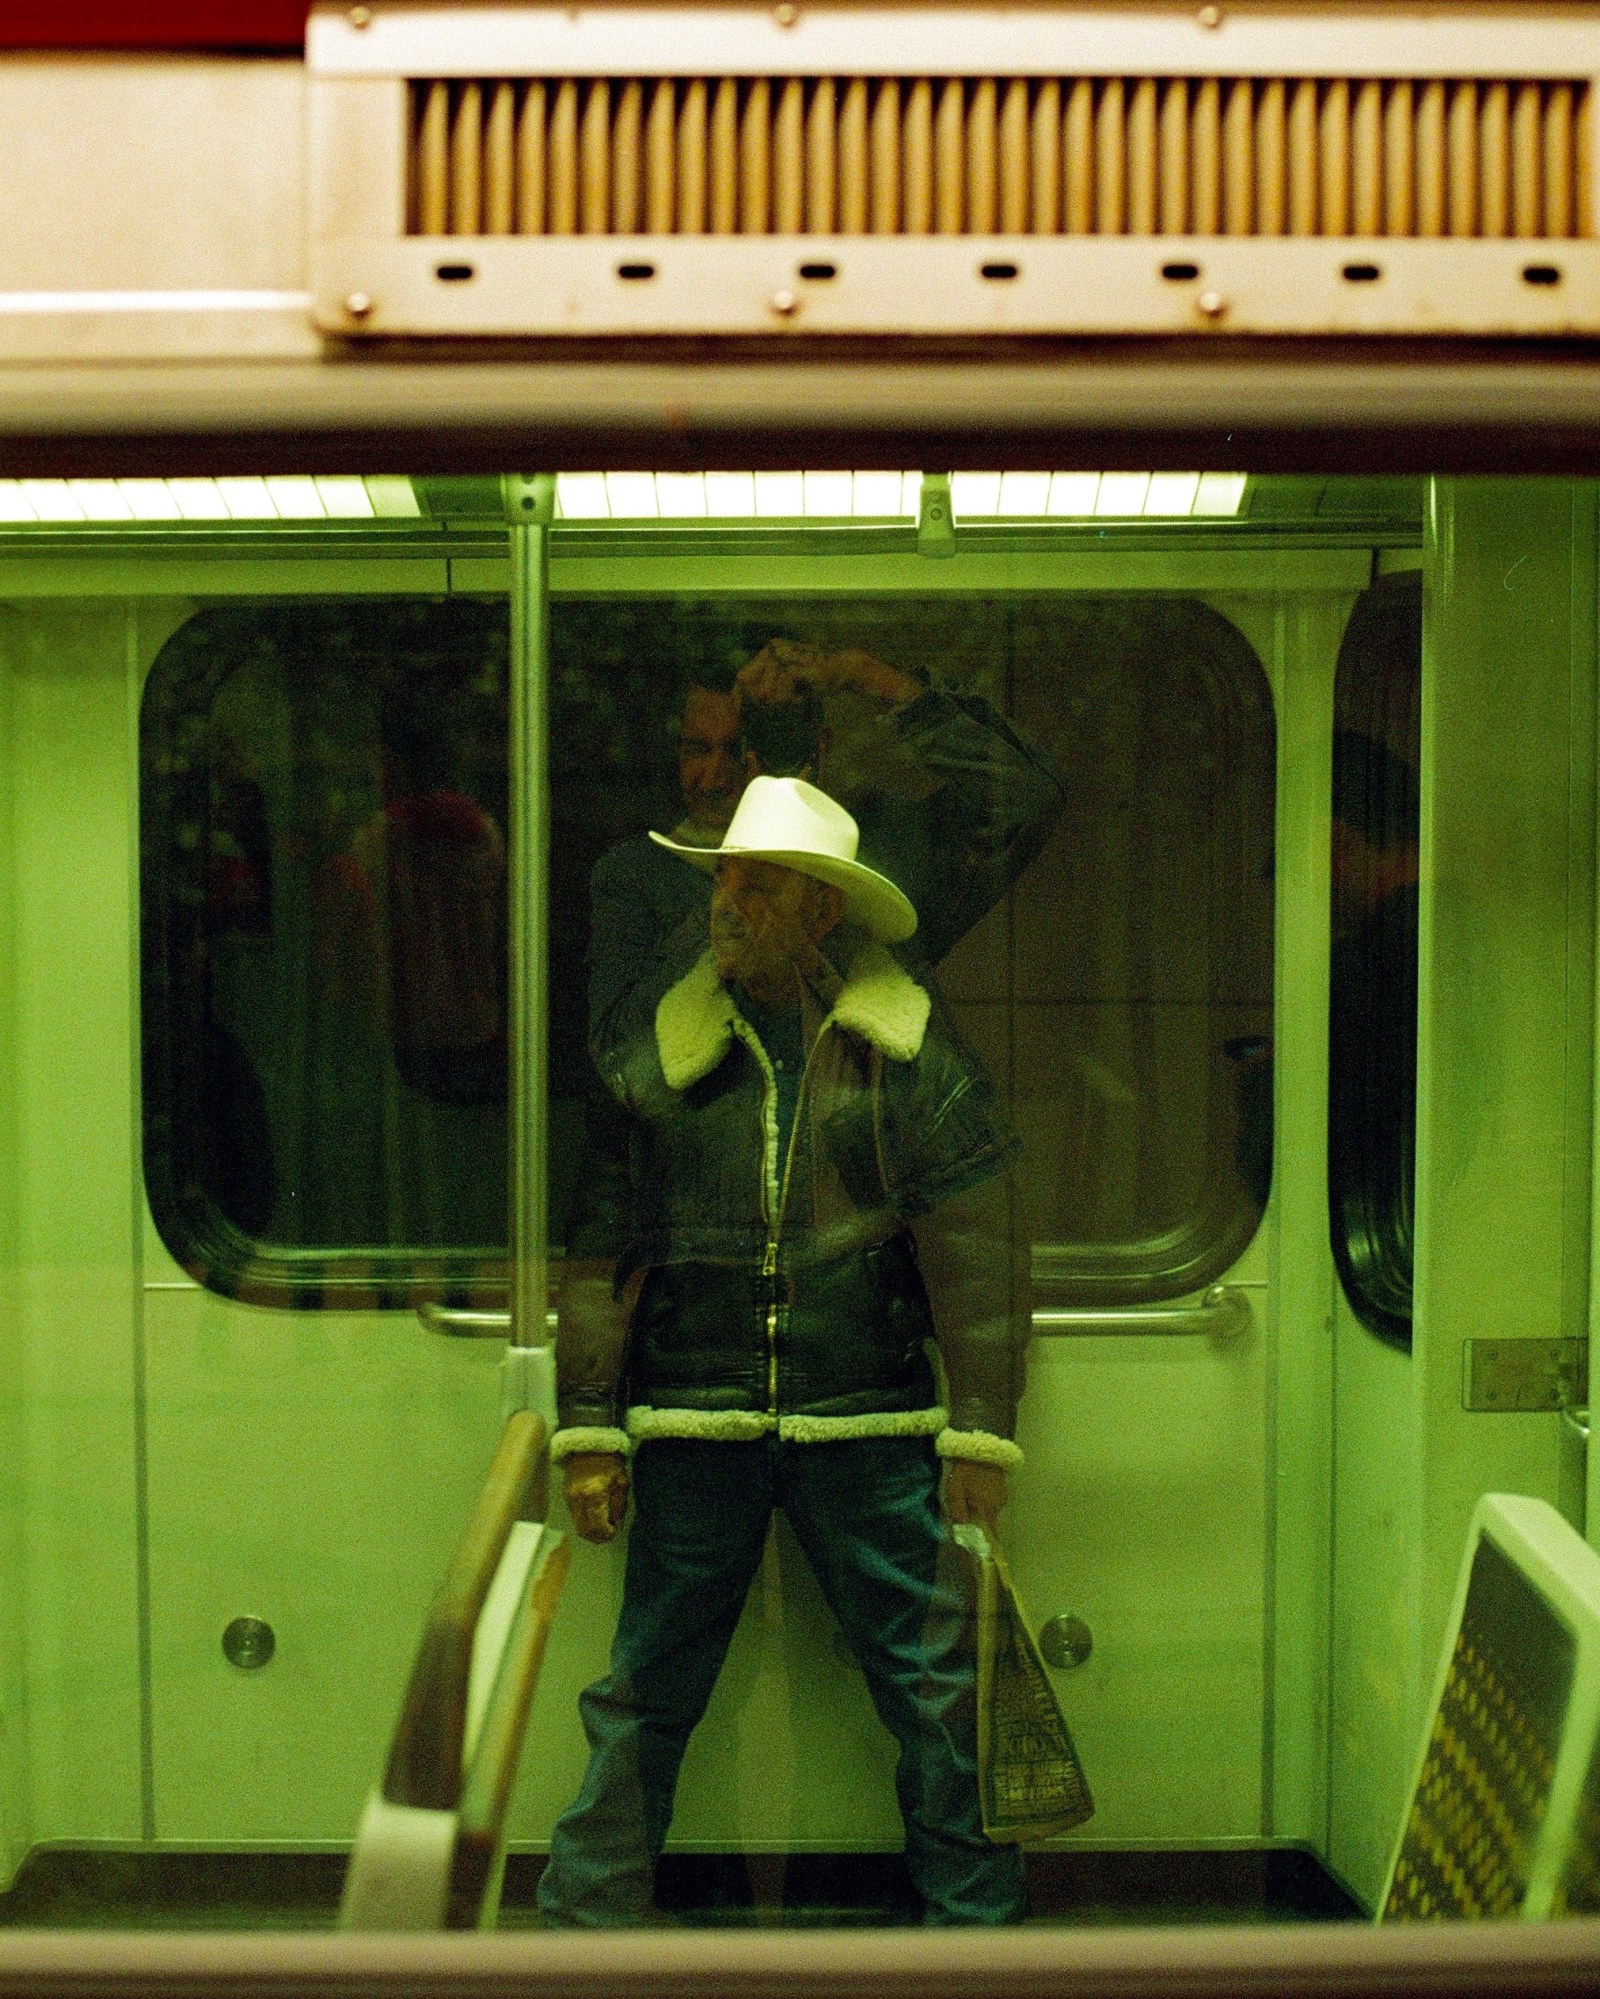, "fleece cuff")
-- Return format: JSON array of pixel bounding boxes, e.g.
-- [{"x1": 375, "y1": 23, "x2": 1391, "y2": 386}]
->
[
  {"x1": 550, "y1": 1425, "x2": 632, "y2": 1463},
  {"x1": 935, "y1": 1427, "x2": 1024, "y2": 1471},
  {"x1": 623, "y1": 1405, "x2": 952, "y2": 1446}
]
